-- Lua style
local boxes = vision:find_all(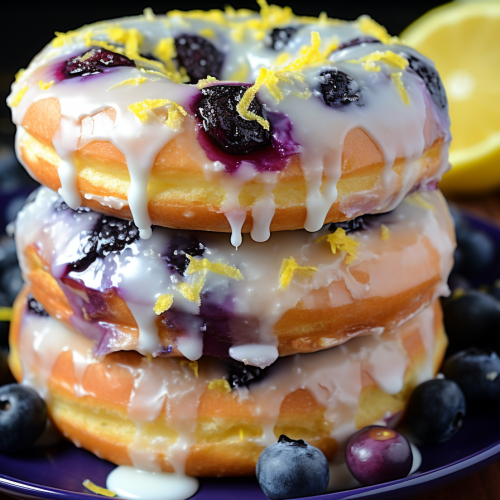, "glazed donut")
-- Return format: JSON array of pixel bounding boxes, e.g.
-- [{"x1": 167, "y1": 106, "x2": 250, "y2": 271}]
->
[
  {"x1": 9, "y1": 289, "x2": 447, "y2": 476},
  {"x1": 16, "y1": 186, "x2": 454, "y2": 364},
  {"x1": 8, "y1": 5, "x2": 450, "y2": 244}
]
